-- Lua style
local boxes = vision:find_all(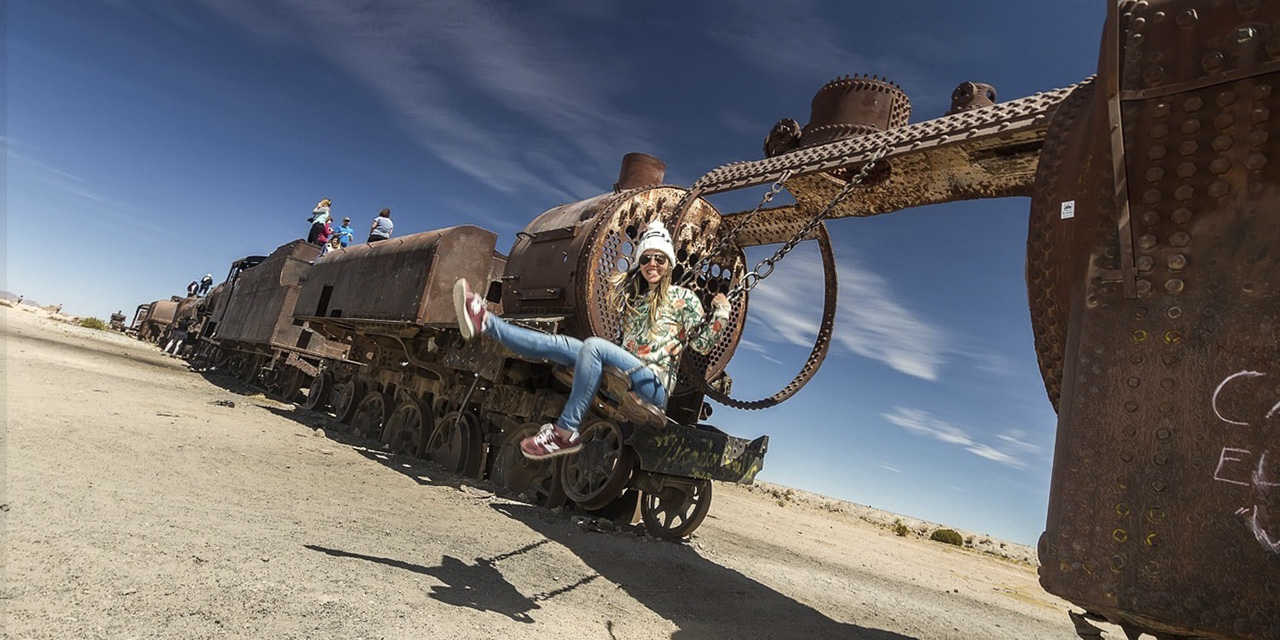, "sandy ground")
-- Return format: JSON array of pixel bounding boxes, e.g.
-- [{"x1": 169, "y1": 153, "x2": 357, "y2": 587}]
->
[{"x1": 0, "y1": 303, "x2": 1085, "y2": 639}]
